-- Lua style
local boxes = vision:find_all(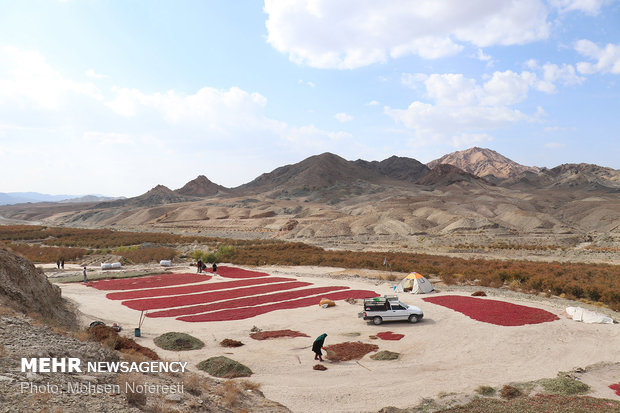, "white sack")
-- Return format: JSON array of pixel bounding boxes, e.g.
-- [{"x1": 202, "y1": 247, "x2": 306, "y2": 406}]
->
[{"x1": 565, "y1": 307, "x2": 613, "y2": 324}]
